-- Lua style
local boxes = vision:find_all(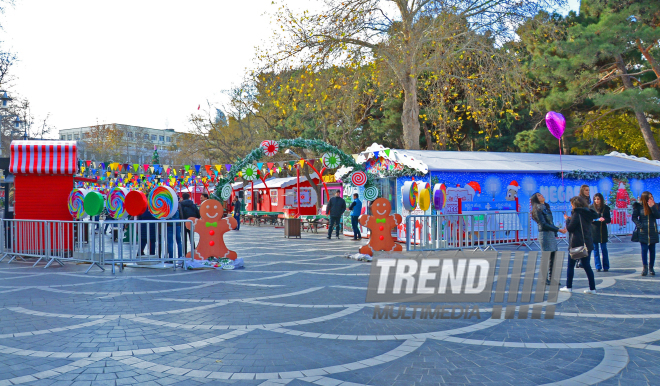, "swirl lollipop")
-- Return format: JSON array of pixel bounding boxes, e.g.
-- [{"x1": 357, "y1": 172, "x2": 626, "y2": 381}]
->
[
  {"x1": 106, "y1": 187, "x2": 129, "y2": 219},
  {"x1": 148, "y1": 186, "x2": 179, "y2": 219},
  {"x1": 68, "y1": 188, "x2": 88, "y2": 220},
  {"x1": 402, "y1": 181, "x2": 418, "y2": 210}
]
